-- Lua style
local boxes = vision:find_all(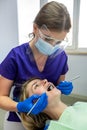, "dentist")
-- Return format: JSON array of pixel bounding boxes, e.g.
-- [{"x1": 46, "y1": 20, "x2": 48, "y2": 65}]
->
[{"x1": 0, "y1": 1, "x2": 73, "y2": 130}]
